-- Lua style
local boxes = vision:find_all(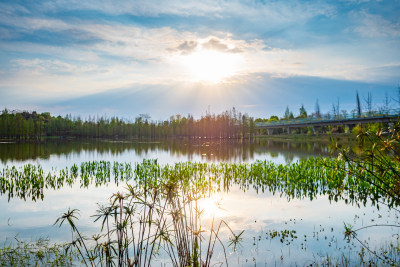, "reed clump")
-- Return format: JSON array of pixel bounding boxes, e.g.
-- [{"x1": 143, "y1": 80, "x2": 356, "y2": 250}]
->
[
  {"x1": 54, "y1": 179, "x2": 242, "y2": 266},
  {"x1": 332, "y1": 122, "x2": 400, "y2": 207}
]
